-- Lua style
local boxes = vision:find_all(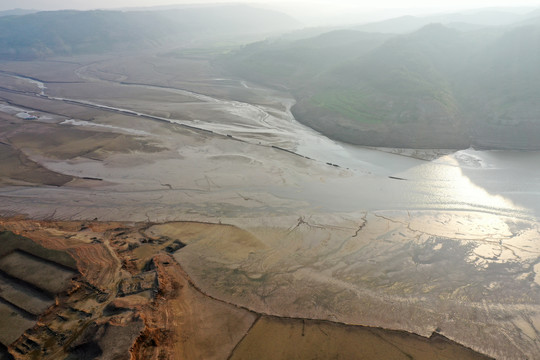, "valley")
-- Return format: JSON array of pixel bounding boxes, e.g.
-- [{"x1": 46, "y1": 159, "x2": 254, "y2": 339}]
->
[{"x1": 0, "y1": 51, "x2": 538, "y2": 359}]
